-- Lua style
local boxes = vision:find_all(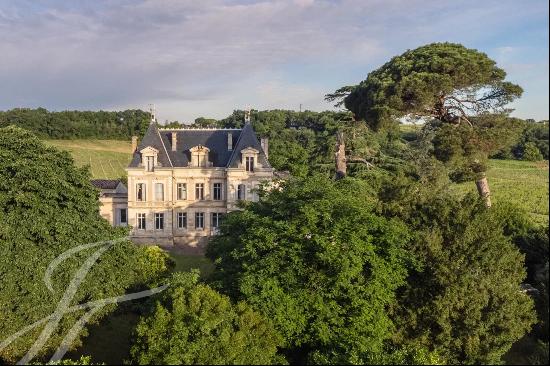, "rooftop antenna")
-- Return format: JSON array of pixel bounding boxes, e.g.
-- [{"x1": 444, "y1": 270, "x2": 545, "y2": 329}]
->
[
  {"x1": 244, "y1": 105, "x2": 251, "y2": 124},
  {"x1": 149, "y1": 103, "x2": 156, "y2": 124}
]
